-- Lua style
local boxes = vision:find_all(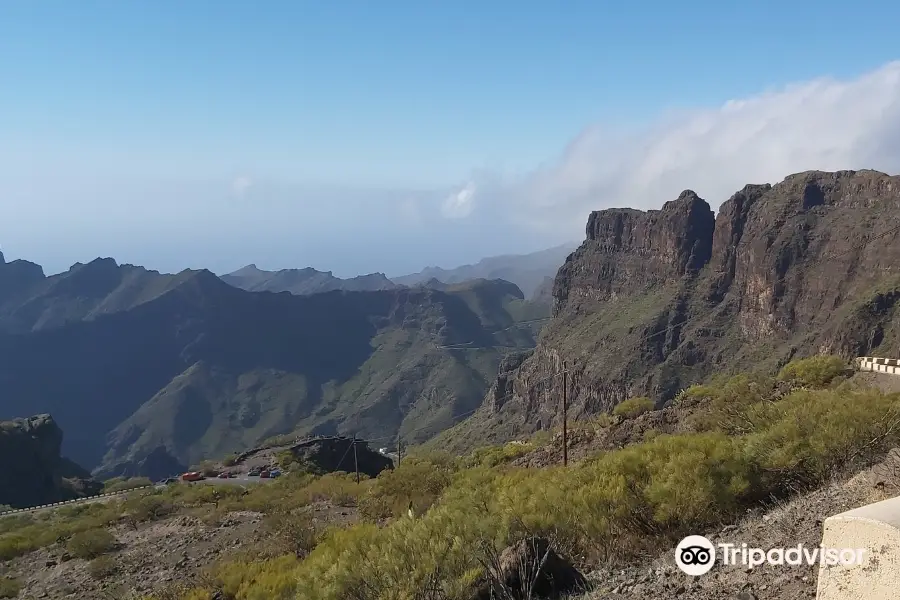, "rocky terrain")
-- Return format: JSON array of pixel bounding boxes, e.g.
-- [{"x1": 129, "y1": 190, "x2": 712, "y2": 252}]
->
[
  {"x1": 220, "y1": 264, "x2": 399, "y2": 295},
  {"x1": 446, "y1": 169, "x2": 900, "y2": 449},
  {"x1": 0, "y1": 251, "x2": 544, "y2": 480},
  {"x1": 0, "y1": 415, "x2": 100, "y2": 509},
  {"x1": 3, "y1": 503, "x2": 359, "y2": 599}
]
